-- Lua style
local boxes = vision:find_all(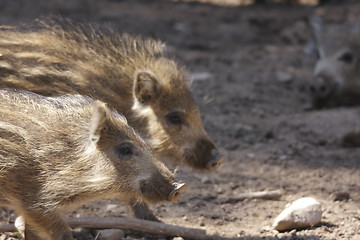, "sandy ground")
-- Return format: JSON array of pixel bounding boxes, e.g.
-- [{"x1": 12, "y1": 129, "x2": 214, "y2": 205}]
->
[{"x1": 0, "y1": 0, "x2": 359, "y2": 239}]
